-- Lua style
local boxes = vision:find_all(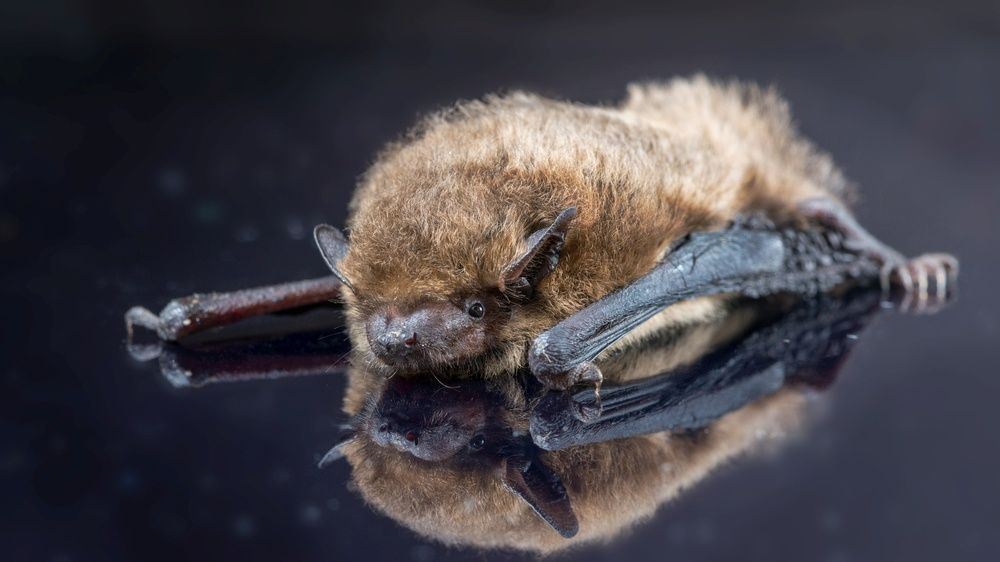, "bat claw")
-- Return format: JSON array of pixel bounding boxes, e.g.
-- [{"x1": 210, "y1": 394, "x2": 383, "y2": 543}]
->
[
  {"x1": 796, "y1": 197, "x2": 958, "y2": 314},
  {"x1": 532, "y1": 362, "x2": 604, "y2": 422},
  {"x1": 572, "y1": 378, "x2": 603, "y2": 423},
  {"x1": 125, "y1": 306, "x2": 165, "y2": 342},
  {"x1": 126, "y1": 341, "x2": 163, "y2": 362},
  {"x1": 884, "y1": 253, "x2": 958, "y2": 314},
  {"x1": 572, "y1": 397, "x2": 603, "y2": 423}
]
